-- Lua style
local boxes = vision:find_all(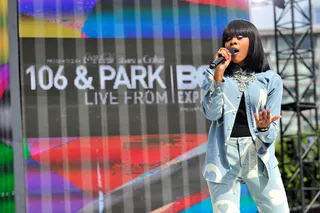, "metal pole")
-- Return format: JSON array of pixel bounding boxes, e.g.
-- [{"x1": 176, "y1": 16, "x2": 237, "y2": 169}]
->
[
  {"x1": 307, "y1": 0, "x2": 320, "y2": 212},
  {"x1": 272, "y1": 0, "x2": 286, "y2": 179},
  {"x1": 8, "y1": 0, "x2": 27, "y2": 212},
  {"x1": 289, "y1": 0, "x2": 305, "y2": 211}
]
